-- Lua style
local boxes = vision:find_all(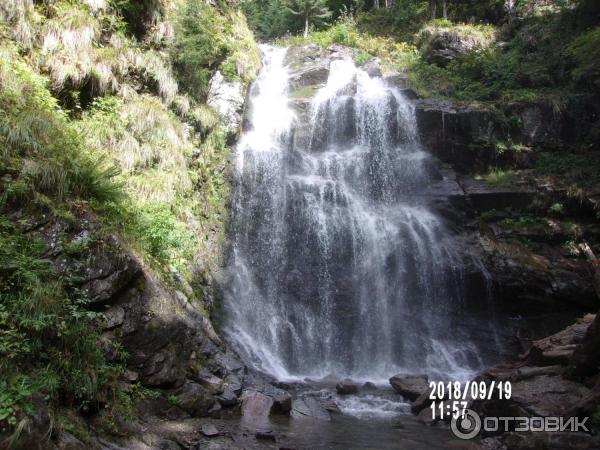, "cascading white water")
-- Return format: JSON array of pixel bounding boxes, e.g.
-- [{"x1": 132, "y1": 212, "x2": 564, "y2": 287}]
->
[{"x1": 224, "y1": 45, "x2": 491, "y2": 383}]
